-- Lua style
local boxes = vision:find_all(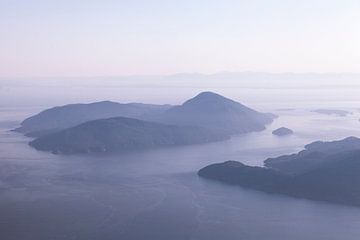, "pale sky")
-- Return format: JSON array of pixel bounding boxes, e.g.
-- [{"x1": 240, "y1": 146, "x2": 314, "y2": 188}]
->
[{"x1": 1, "y1": 0, "x2": 360, "y2": 77}]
